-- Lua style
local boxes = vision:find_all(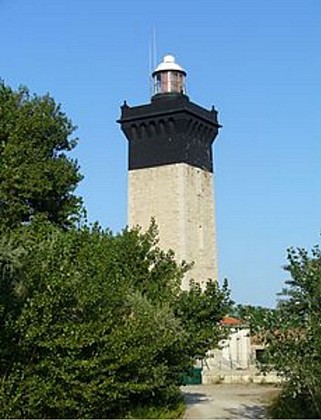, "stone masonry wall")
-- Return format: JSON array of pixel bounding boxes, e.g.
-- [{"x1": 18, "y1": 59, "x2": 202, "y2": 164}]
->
[{"x1": 128, "y1": 163, "x2": 218, "y2": 289}]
